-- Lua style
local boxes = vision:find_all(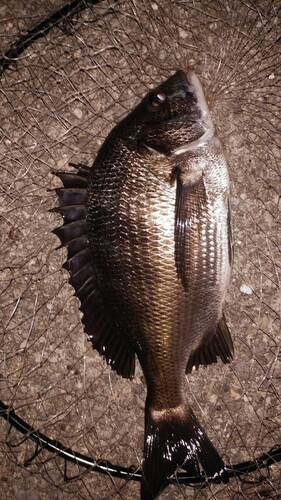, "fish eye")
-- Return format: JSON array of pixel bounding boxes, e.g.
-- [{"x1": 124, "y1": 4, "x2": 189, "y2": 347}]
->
[{"x1": 149, "y1": 91, "x2": 167, "y2": 108}]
